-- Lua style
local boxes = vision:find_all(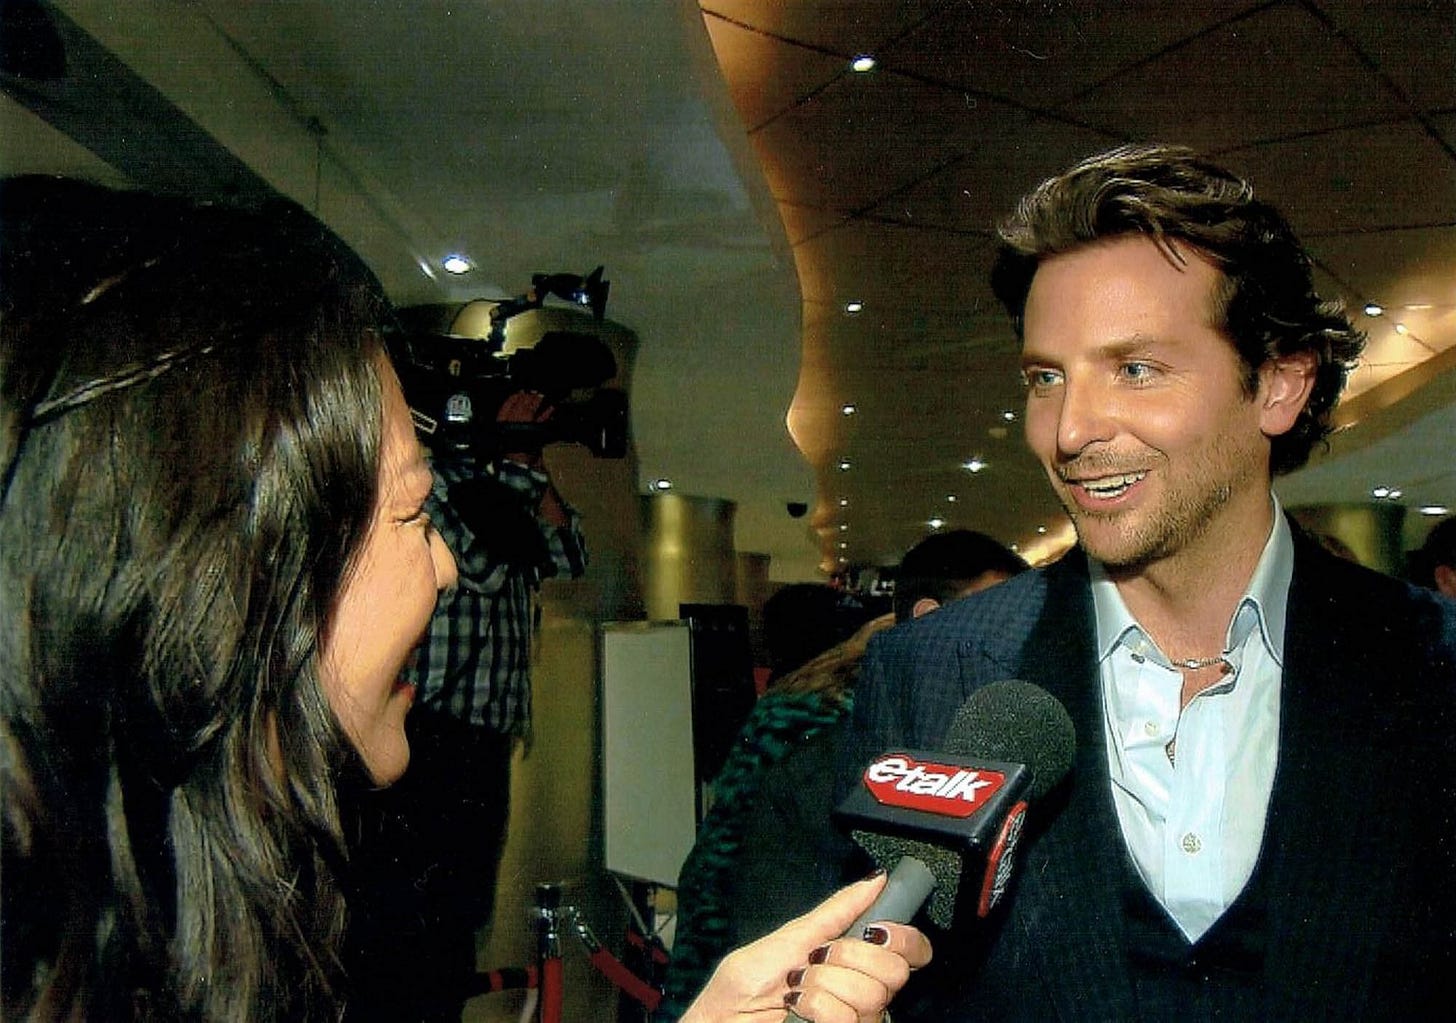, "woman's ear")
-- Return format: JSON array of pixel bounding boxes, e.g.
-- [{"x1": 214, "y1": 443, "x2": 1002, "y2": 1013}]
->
[{"x1": 1258, "y1": 351, "x2": 1317, "y2": 438}]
